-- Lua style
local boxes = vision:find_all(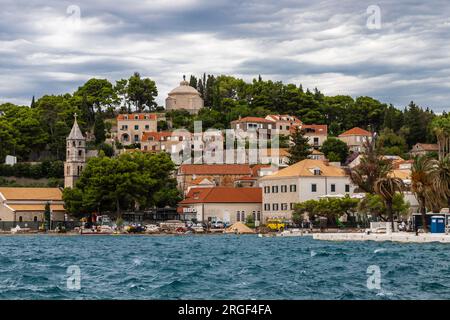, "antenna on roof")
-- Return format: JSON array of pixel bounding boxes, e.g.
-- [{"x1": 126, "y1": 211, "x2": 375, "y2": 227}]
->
[{"x1": 183, "y1": 75, "x2": 186, "y2": 81}]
